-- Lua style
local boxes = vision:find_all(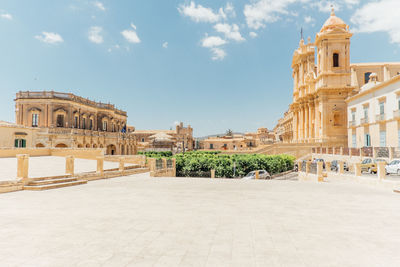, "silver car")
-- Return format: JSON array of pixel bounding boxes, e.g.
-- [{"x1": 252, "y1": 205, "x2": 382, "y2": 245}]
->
[
  {"x1": 385, "y1": 160, "x2": 400, "y2": 175},
  {"x1": 242, "y1": 170, "x2": 271, "y2": 180}
]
